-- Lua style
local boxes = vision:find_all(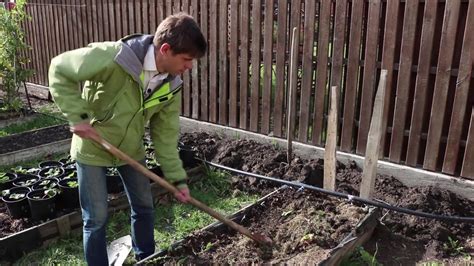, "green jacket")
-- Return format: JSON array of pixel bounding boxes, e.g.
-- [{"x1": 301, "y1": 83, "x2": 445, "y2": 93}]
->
[{"x1": 49, "y1": 34, "x2": 187, "y2": 184}]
